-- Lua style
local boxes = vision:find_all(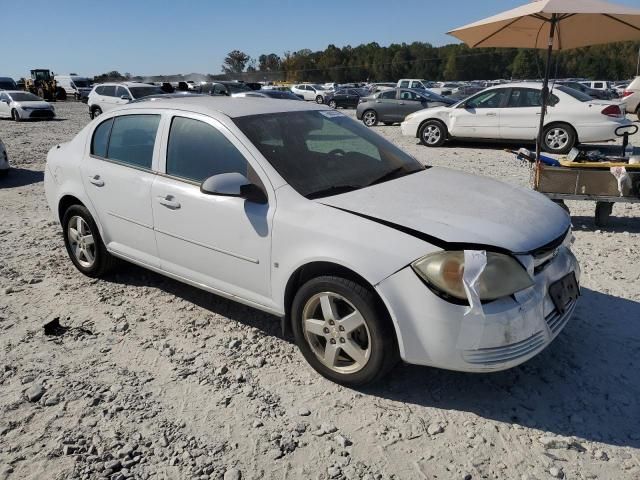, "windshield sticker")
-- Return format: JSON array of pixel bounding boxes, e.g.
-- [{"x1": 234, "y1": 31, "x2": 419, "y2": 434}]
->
[{"x1": 319, "y1": 110, "x2": 345, "y2": 118}]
